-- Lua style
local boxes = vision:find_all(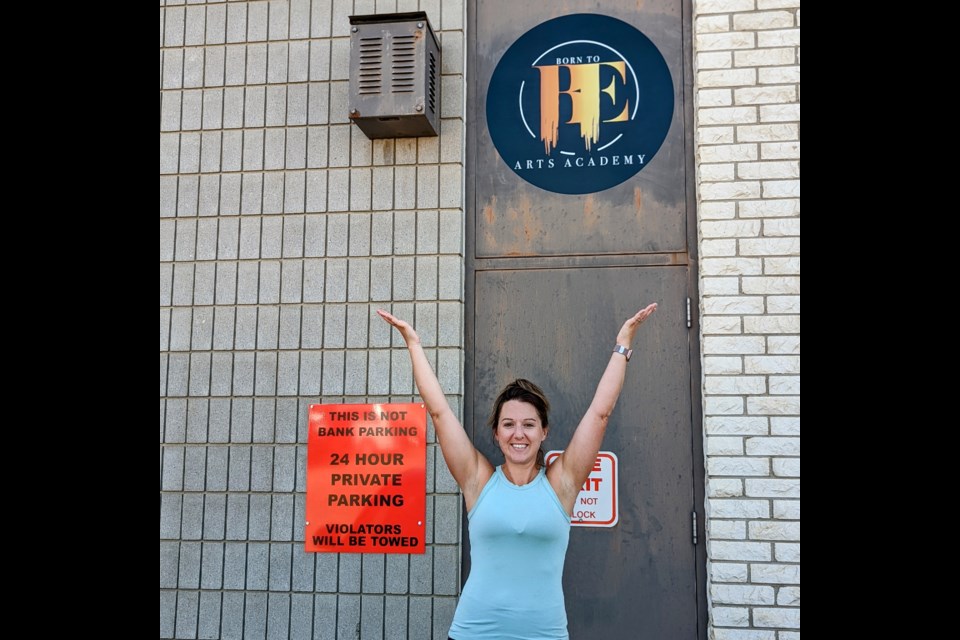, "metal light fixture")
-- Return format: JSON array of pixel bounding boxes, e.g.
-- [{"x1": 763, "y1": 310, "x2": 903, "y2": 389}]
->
[{"x1": 348, "y1": 12, "x2": 441, "y2": 139}]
